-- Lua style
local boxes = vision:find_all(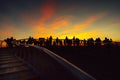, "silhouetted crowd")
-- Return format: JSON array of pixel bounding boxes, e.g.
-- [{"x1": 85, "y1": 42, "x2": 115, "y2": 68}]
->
[{"x1": 4, "y1": 36, "x2": 114, "y2": 48}]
